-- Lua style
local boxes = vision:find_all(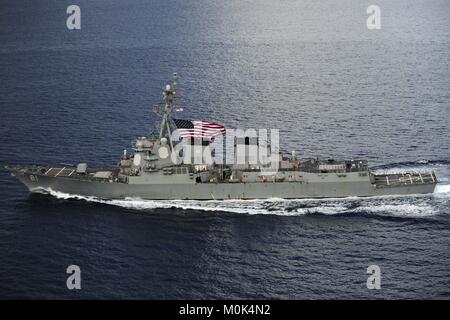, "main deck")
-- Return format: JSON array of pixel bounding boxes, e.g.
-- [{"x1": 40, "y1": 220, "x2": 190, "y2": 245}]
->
[{"x1": 372, "y1": 172, "x2": 437, "y2": 188}]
